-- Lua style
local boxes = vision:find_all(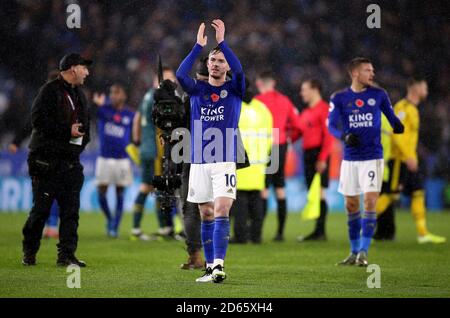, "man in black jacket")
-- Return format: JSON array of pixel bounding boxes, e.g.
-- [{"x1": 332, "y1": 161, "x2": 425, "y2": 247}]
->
[{"x1": 22, "y1": 53, "x2": 92, "y2": 267}]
